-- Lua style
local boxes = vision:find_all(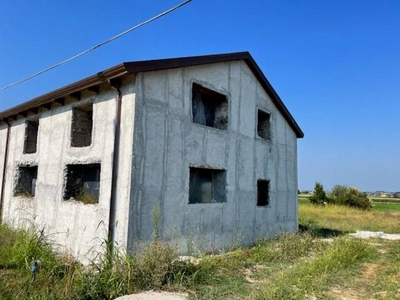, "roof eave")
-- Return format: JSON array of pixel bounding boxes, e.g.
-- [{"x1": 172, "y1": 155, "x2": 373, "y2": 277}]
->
[
  {"x1": 0, "y1": 52, "x2": 304, "y2": 138},
  {"x1": 0, "y1": 63, "x2": 128, "y2": 120}
]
